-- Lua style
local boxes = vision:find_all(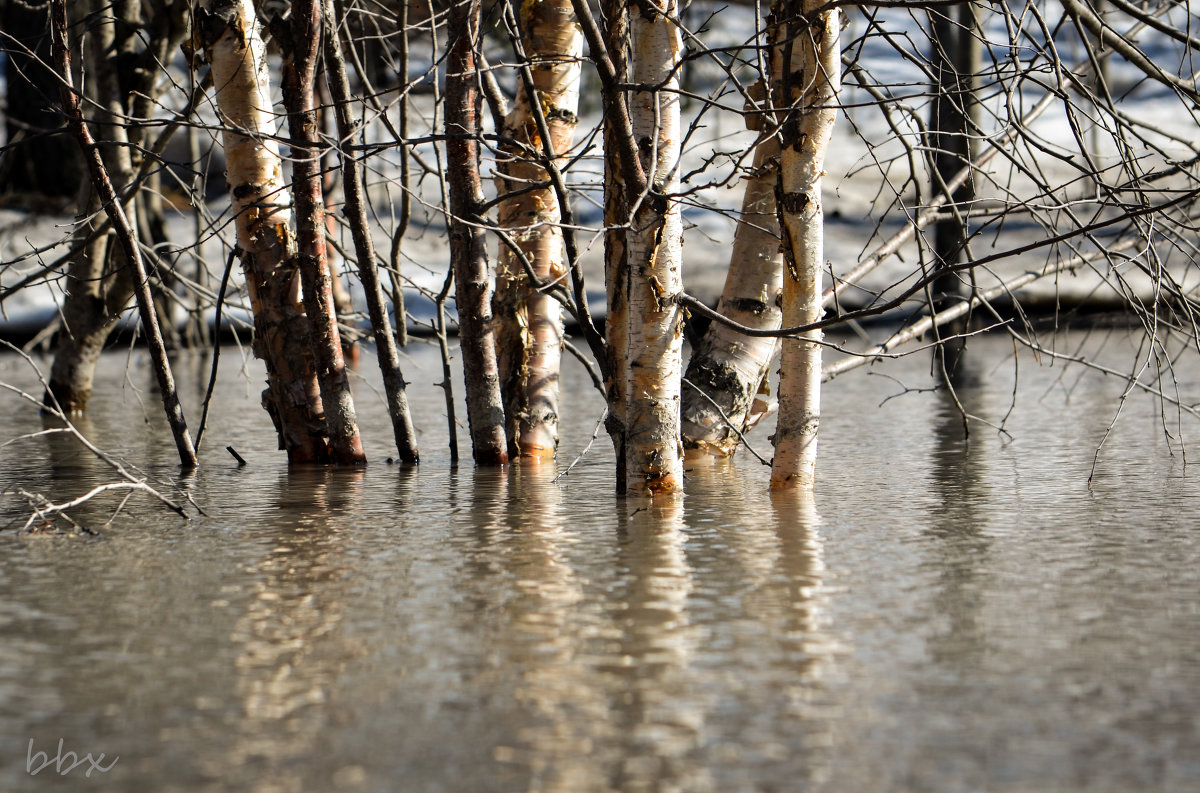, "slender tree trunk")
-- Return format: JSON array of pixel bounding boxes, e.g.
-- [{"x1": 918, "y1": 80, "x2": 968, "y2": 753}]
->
[
  {"x1": 446, "y1": 0, "x2": 509, "y2": 465},
  {"x1": 50, "y1": 0, "x2": 197, "y2": 467},
  {"x1": 131, "y1": 0, "x2": 189, "y2": 352},
  {"x1": 930, "y1": 2, "x2": 980, "y2": 376},
  {"x1": 197, "y1": 0, "x2": 332, "y2": 463},
  {"x1": 492, "y1": 0, "x2": 582, "y2": 460},
  {"x1": 681, "y1": 135, "x2": 782, "y2": 458},
  {"x1": 280, "y1": 0, "x2": 367, "y2": 465},
  {"x1": 44, "y1": 0, "x2": 140, "y2": 413},
  {"x1": 623, "y1": 0, "x2": 685, "y2": 494},
  {"x1": 317, "y1": 77, "x2": 360, "y2": 363},
  {"x1": 389, "y1": 0, "x2": 413, "y2": 348},
  {"x1": 601, "y1": 0, "x2": 631, "y2": 491},
  {"x1": 324, "y1": 0, "x2": 420, "y2": 463},
  {"x1": 770, "y1": 0, "x2": 840, "y2": 490}
]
